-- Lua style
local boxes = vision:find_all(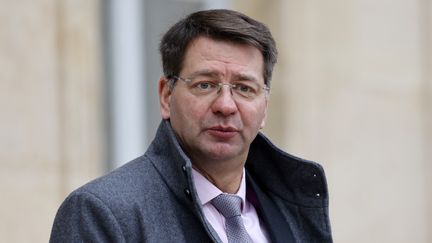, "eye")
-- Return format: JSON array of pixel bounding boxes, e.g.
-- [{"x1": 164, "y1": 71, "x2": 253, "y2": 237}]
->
[
  {"x1": 238, "y1": 84, "x2": 252, "y2": 93},
  {"x1": 190, "y1": 80, "x2": 218, "y2": 94},
  {"x1": 196, "y1": 81, "x2": 213, "y2": 90},
  {"x1": 233, "y1": 83, "x2": 257, "y2": 96}
]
